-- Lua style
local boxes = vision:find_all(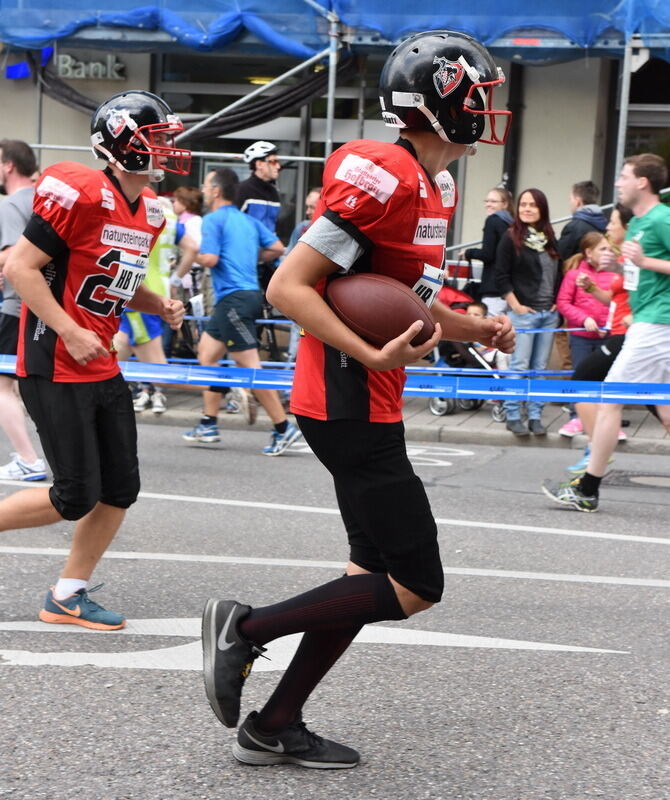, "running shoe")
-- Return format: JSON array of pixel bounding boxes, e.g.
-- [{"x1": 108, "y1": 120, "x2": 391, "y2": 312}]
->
[
  {"x1": 0, "y1": 453, "x2": 47, "y2": 481},
  {"x1": 233, "y1": 388, "x2": 258, "y2": 426},
  {"x1": 224, "y1": 399, "x2": 241, "y2": 414},
  {"x1": 151, "y1": 390, "x2": 167, "y2": 415},
  {"x1": 233, "y1": 711, "x2": 360, "y2": 769},
  {"x1": 38, "y1": 584, "x2": 126, "y2": 630},
  {"x1": 558, "y1": 418, "x2": 583, "y2": 437},
  {"x1": 618, "y1": 429, "x2": 627, "y2": 441},
  {"x1": 133, "y1": 390, "x2": 151, "y2": 412},
  {"x1": 182, "y1": 422, "x2": 220, "y2": 443},
  {"x1": 566, "y1": 449, "x2": 615, "y2": 475},
  {"x1": 541, "y1": 478, "x2": 599, "y2": 512},
  {"x1": 262, "y1": 423, "x2": 302, "y2": 456},
  {"x1": 202, "y1": 599, "x2": 266, "y2": 728}
]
